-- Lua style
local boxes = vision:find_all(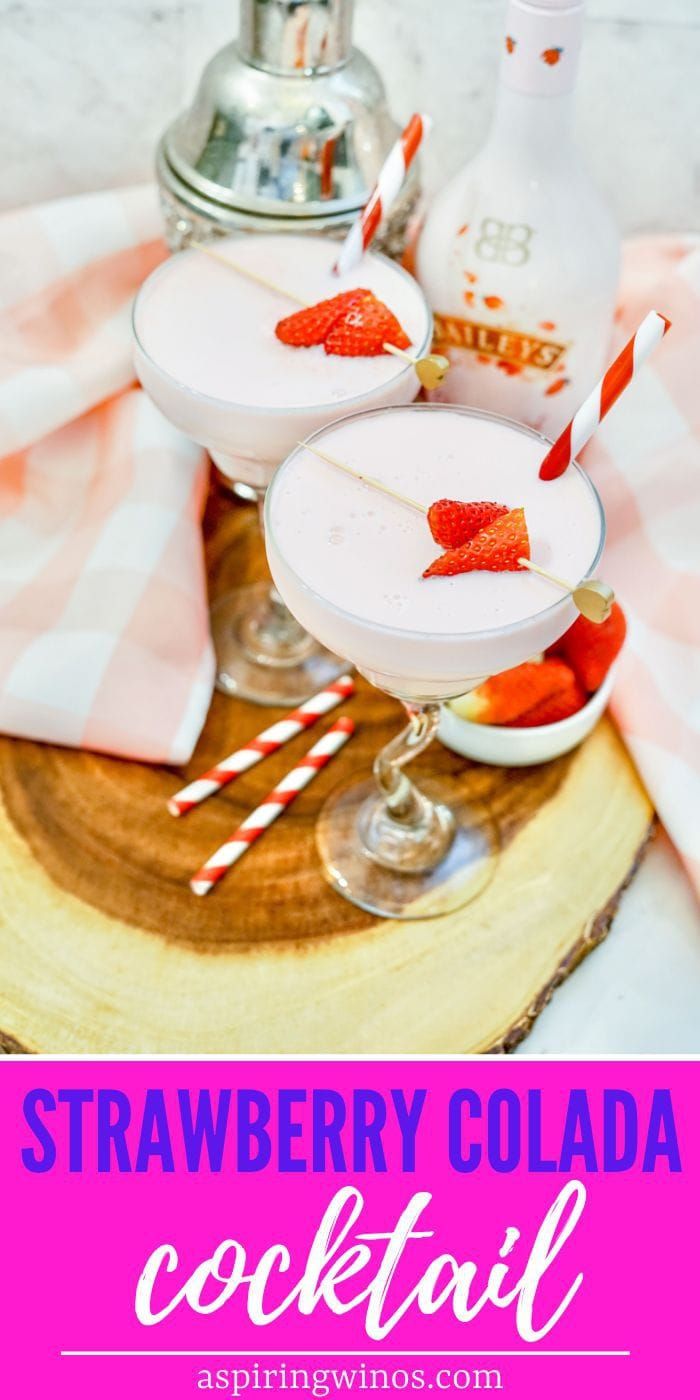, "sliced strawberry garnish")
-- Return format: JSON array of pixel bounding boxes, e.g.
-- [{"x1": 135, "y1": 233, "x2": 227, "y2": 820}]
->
[
  {"x1": 275, "y1": 289, "x2": 411, "y2": 358},
  {"x1": 548, "y1": 601, "x2": 627, "y2": 693},
  {"x1": 275, "y1": 289, "x2": 368, "y2": 348},
  {"x1": 454, "y1": 658, "x2": 577, "y2": 726},
  {"x1": 506, "y1": 672, "x2": 587, "y2": 727},
  {"x1": 324, "y1": 293, "x2": 411, "y2": 357},
  {"x1": 423, "y1": 507, "x2": 529, "y2": 578},
  {"x1": 427, "y1": 498, "x2": 508, "y2": 550}
]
